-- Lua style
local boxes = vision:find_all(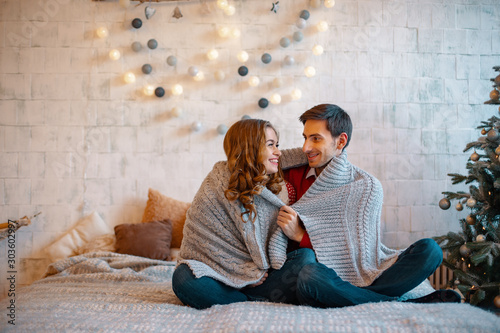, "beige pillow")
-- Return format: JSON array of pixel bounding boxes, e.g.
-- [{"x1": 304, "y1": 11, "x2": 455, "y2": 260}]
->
[
  {"x1": 141, "y1": 188, "x2": 190, "y2": 248},
  {"x1": 74, "y1": 234, "x2": 116, "y2": 255},
  {"x1": 43, "y1": 212, "x2": 112, "y2": 262}
]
